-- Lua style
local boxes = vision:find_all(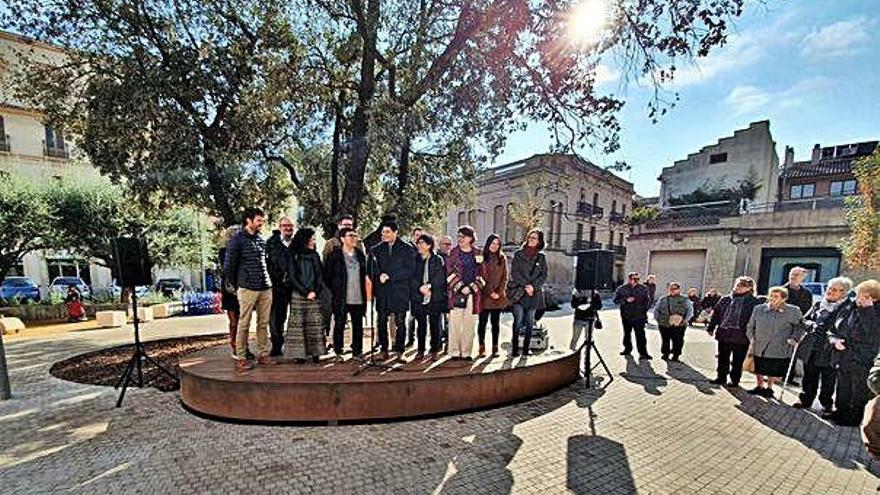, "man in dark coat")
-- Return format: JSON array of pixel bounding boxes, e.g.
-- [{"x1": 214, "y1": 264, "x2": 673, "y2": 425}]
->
[
  {"x1": 794, "y1": 277, "x2": 854, "y2": 416},
  {"x1": 707, "y1": 276, "x2": 765, "y2": 387},
  {"x1": 324, "y1": 227, "x2": 368, "y2": 358},
  {"x1": 266, "y1": 217, "x2": 295, "y2": 356},
  {"x1": 613, "y1": 272, "x2": 653, "y2": 359},
  {"x1": 369, "y1": 220, "x2": 416, "y2": 359},
  {"x1": 784, "y1": 266, "x2": 814, "y2": 316}
]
